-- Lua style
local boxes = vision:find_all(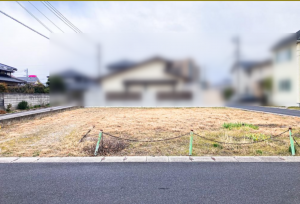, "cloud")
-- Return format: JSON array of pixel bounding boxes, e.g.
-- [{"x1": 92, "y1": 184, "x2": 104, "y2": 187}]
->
[{"x1": 1, "y1": 1, "x2": 300, "y2": 83}]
